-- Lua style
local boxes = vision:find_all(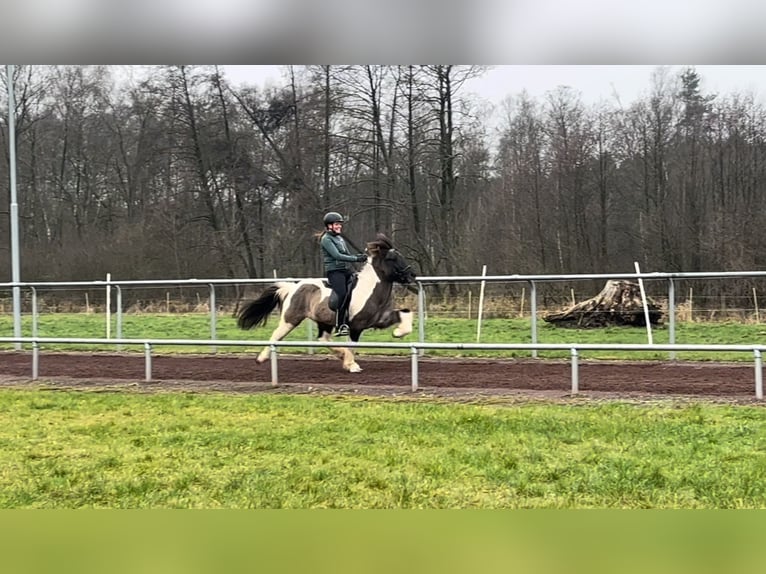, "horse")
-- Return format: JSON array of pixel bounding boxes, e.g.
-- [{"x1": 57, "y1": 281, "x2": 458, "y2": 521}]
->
[{"x1": 237, "y1": 233, "x2": 417, "y2": 372}]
